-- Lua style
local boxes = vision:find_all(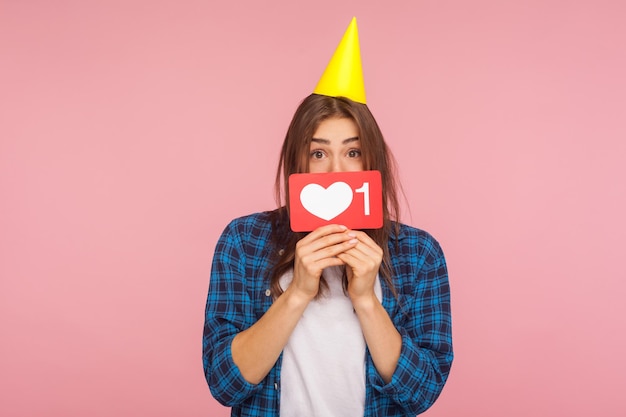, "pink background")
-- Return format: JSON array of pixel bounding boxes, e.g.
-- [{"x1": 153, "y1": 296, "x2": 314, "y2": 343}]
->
[{"x1": 1, "y1": 1, "x2": 625, "y2": 416}]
